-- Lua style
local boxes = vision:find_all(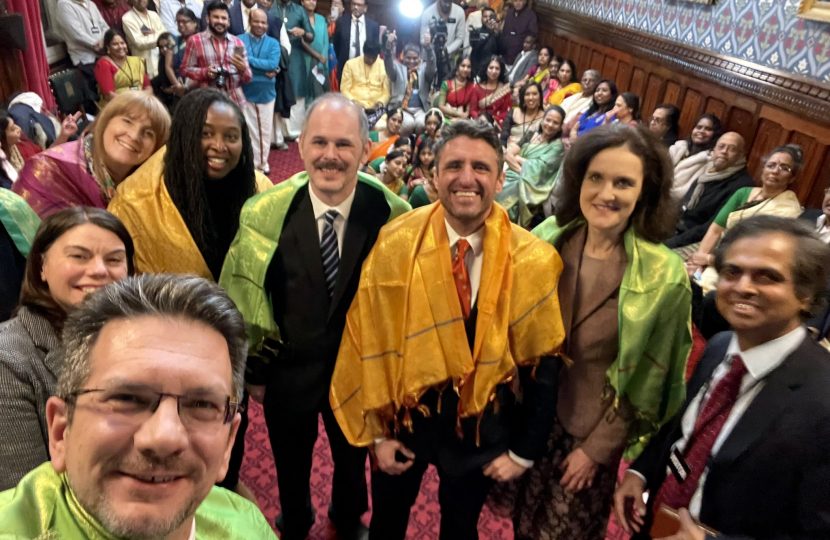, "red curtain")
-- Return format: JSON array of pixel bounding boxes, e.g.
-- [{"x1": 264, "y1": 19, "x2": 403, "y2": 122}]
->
[{"x1": 7, "y1": 0, "x2": 55, "y2": 110}]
